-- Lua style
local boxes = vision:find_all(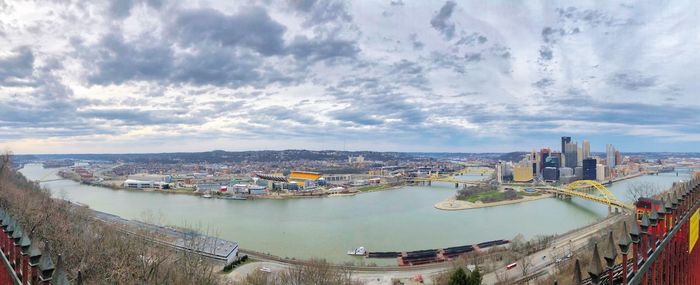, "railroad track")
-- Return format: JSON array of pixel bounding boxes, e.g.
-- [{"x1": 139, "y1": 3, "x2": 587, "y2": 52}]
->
[{"x1": 239, "y1": 249, "x2": 454, "y2": 273}]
